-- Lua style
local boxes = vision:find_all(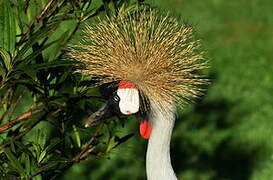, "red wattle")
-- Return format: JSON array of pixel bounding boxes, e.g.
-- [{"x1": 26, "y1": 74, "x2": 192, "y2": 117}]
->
[
  {"x1": 118, "y1": 80, "x2": 136, "y2": 89},
  {"x1": 139, "y1": 120, "x2": 151, "y2": 139}
]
